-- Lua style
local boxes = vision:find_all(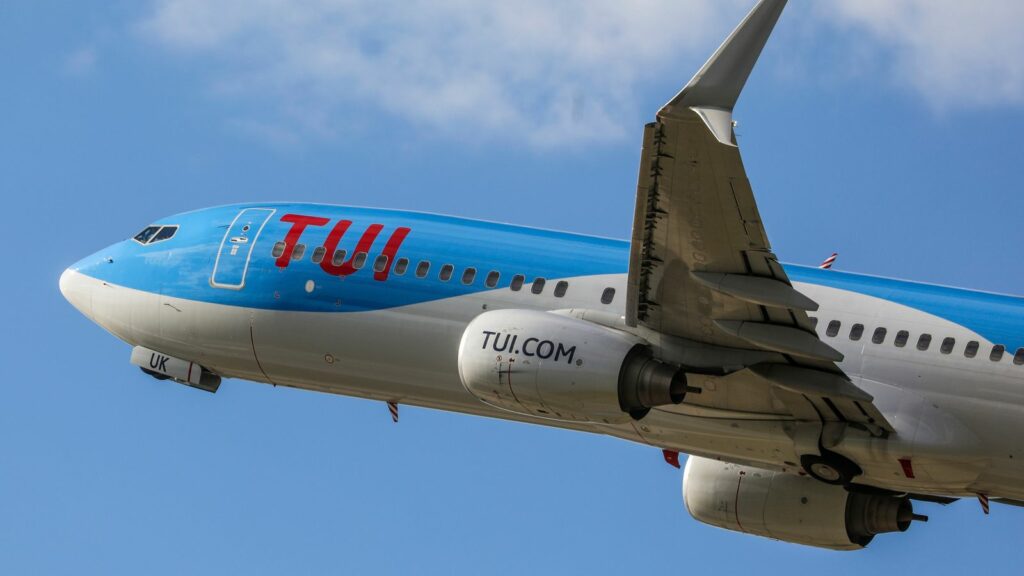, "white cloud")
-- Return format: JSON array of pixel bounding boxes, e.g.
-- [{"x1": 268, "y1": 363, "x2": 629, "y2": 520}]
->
[
  {"x1": 138, "y1": 0, "x2": 749, "y2": 147},
  {"x1": 137, "y1": 0, "x2": 1024, "y2": 147},
  {"x1": 64, "y1": 47, "x2": 97, "y2": 76},
  {"x1": 825, "y1": 0, "x2": 1024, "y2": 109}
]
